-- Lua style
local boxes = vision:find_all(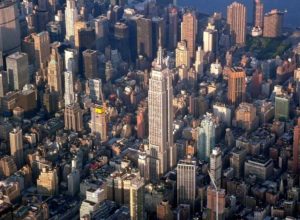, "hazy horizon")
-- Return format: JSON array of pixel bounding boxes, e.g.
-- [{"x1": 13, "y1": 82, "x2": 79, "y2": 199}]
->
[{"x1": 180, "y1": 0, "x2": 300, "y2": 27}]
